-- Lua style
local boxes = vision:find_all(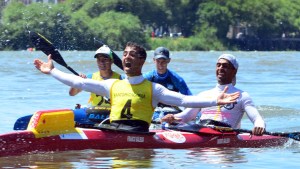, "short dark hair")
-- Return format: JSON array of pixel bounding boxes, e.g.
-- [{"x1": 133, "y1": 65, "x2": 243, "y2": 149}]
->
[{"x1": 126, "y1": 42, "x2": 147, "y2": 59}]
